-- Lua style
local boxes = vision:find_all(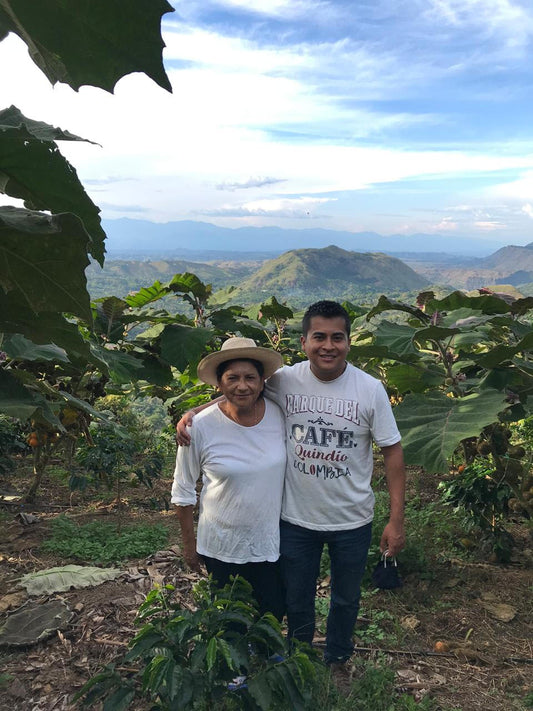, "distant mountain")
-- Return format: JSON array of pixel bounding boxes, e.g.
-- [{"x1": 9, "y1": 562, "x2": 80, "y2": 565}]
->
[
  {"x1": 230, "y1": 246, "x2": 428, "y2": 302},
  {"x1": 477, "y1": 243, "x2": 533, "y2": 286},
  {"x1": 102, "y1": 218, "x2": 506, "y2": 257},
  {"x1": 86, "y1": 258, "x2": 257, "y2": 299}
]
